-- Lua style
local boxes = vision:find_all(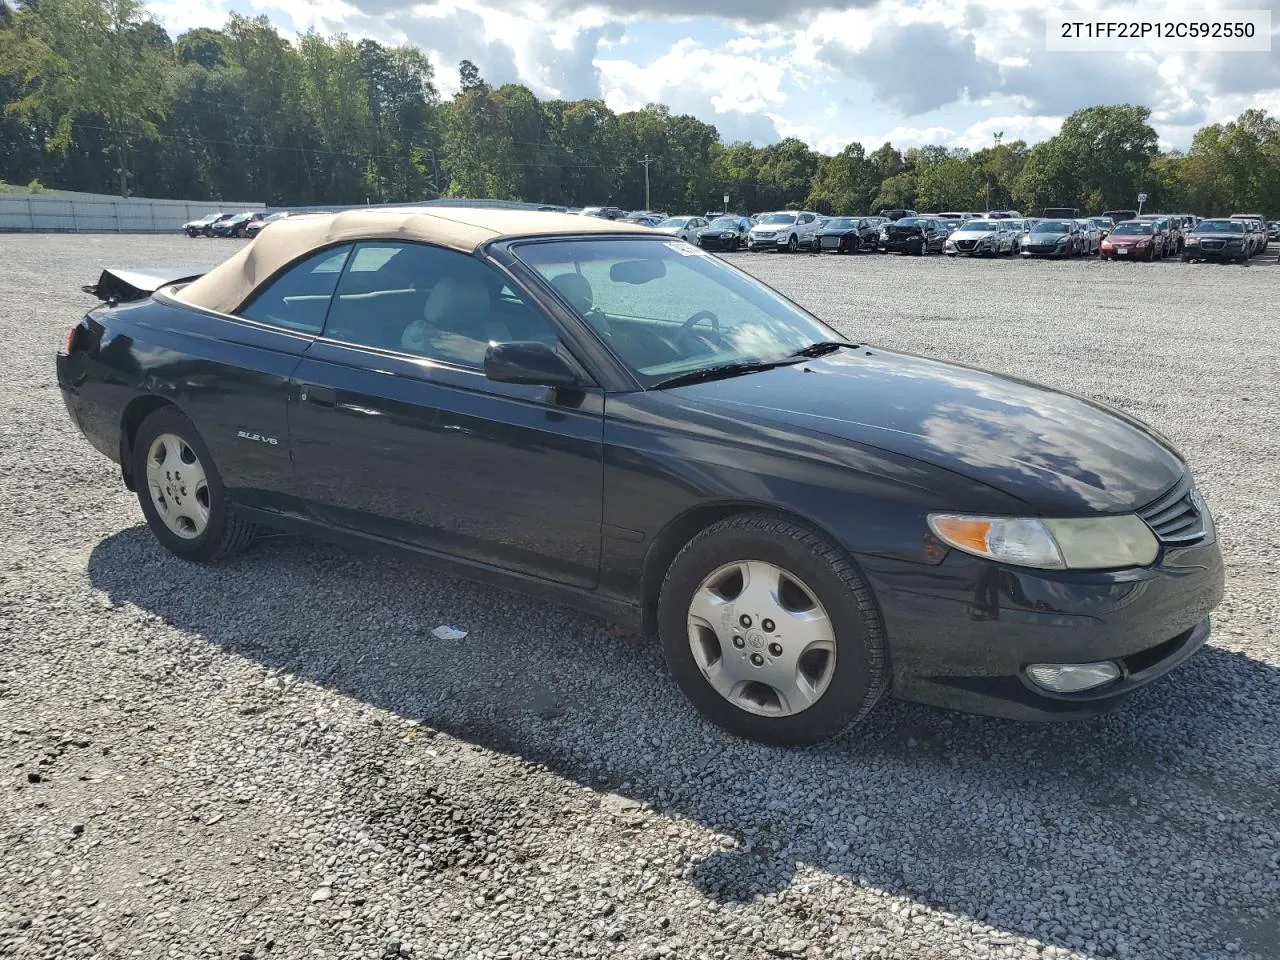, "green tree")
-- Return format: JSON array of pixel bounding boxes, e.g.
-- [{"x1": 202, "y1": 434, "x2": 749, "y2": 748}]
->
[{"x1": 1, "y1": 0, "x2": 173, "y2": 195}]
